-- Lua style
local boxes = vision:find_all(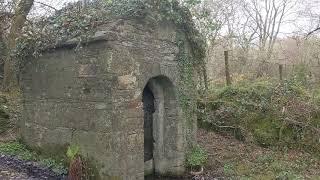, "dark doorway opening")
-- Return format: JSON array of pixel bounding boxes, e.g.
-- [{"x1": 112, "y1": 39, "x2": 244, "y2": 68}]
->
[
  {"x1": 143, "y1": 75, "x2": 184, "y2": 176},
  {"x1": 143, "y1": 84, "x2": 155, "y2": 162}
]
